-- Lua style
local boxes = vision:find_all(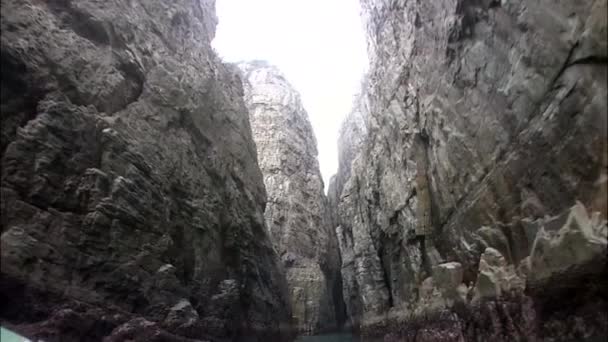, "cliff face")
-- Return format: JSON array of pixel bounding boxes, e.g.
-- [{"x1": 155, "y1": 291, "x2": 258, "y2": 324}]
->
[
  {"x1": 327, "y1": 94, "x2": 370, "y2": 329},
  {"x1": 330, "y1": 0, "x2": 607, "y2": 340},
  {"x1": 0, "y1": 1, "x2": 291, "y2": 341},
  {"x1": 238, "y1": 61, "x2": 345, "y2": 334}
]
